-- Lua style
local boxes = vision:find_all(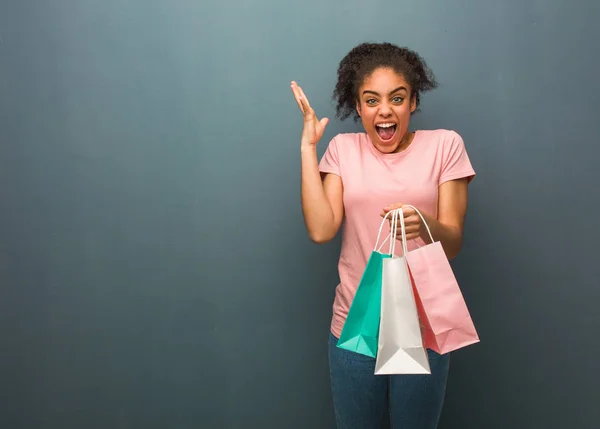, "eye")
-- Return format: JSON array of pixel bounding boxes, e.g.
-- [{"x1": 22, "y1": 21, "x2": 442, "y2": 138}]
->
[
  {"x1": 366, "y1": 98, "x2": 378, "y2": 105},
  {"x1": 392, "y1": 96, "x2": 404, "y2": 103}
]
